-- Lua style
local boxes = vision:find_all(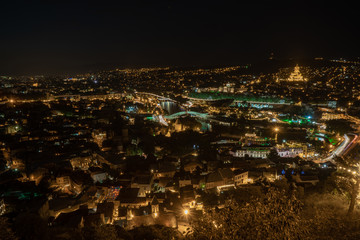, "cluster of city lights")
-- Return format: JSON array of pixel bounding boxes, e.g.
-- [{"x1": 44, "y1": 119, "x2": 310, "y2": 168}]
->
[{"x1": 338, "y1": 166, "x2": 359, "y2": 175}]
